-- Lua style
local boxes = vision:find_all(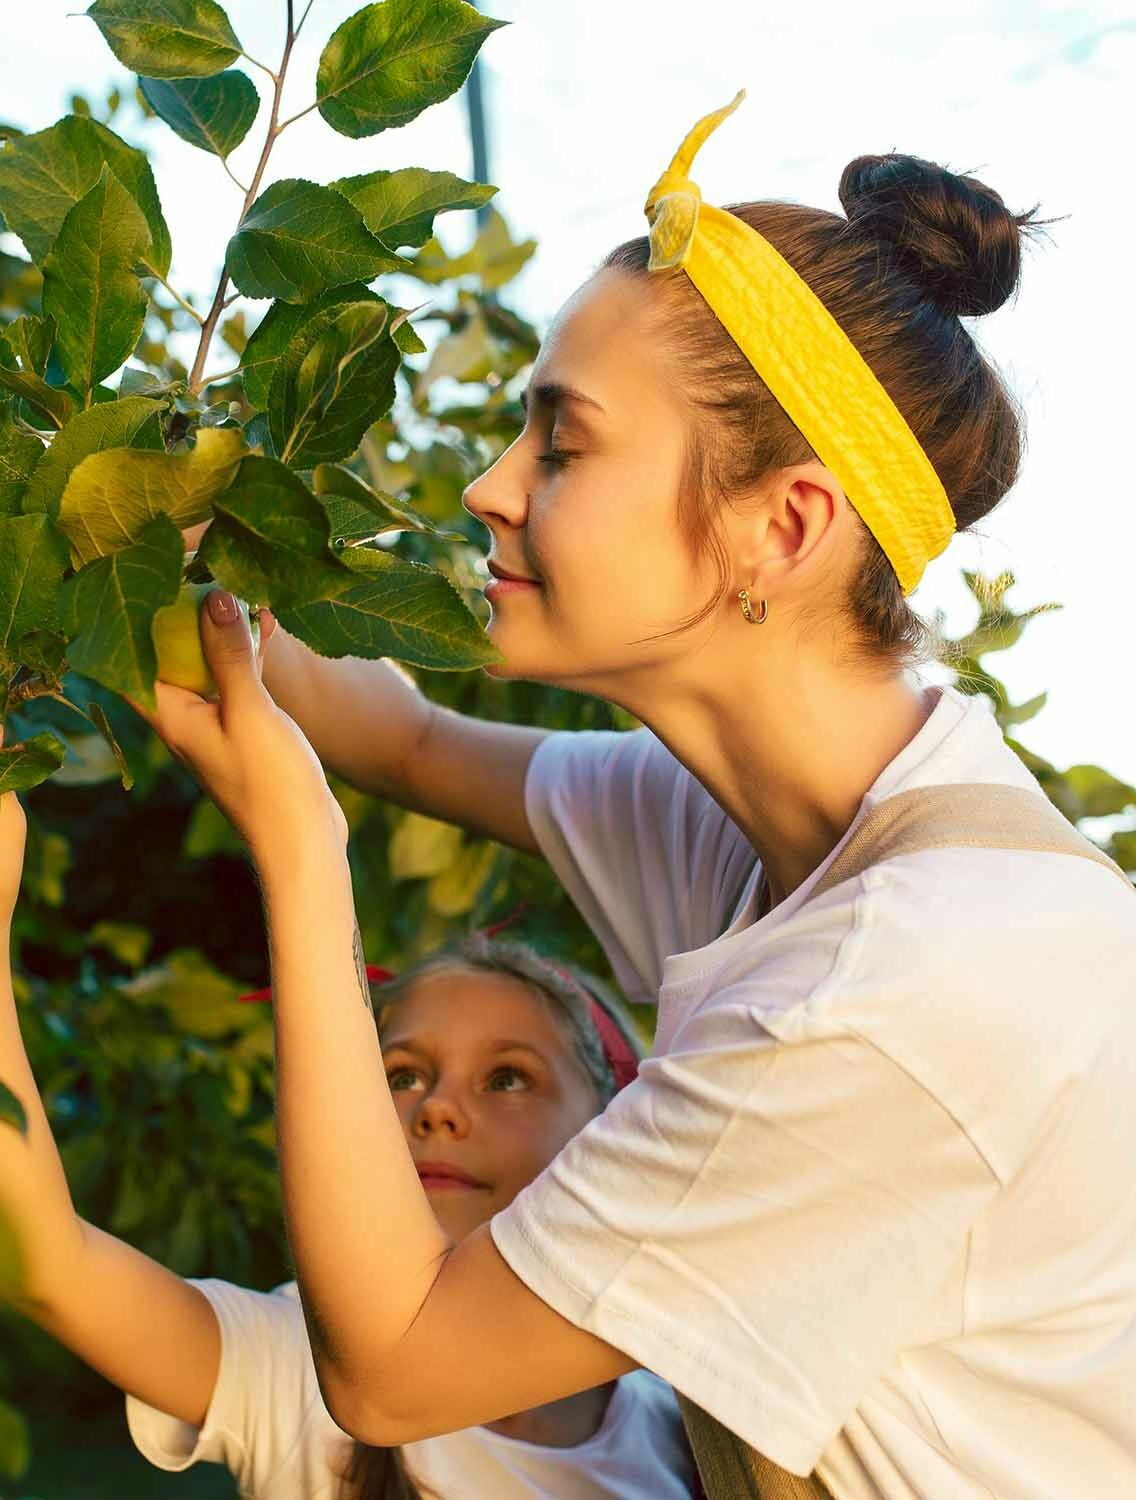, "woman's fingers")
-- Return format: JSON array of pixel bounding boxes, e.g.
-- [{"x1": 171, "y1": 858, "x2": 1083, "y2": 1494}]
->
[
  {"x1": 199, "y1": 592, "x2": 265, "y2": 714},
  {"x1": 254, "y1": 608, "x2": 277, "y2": 670}
]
